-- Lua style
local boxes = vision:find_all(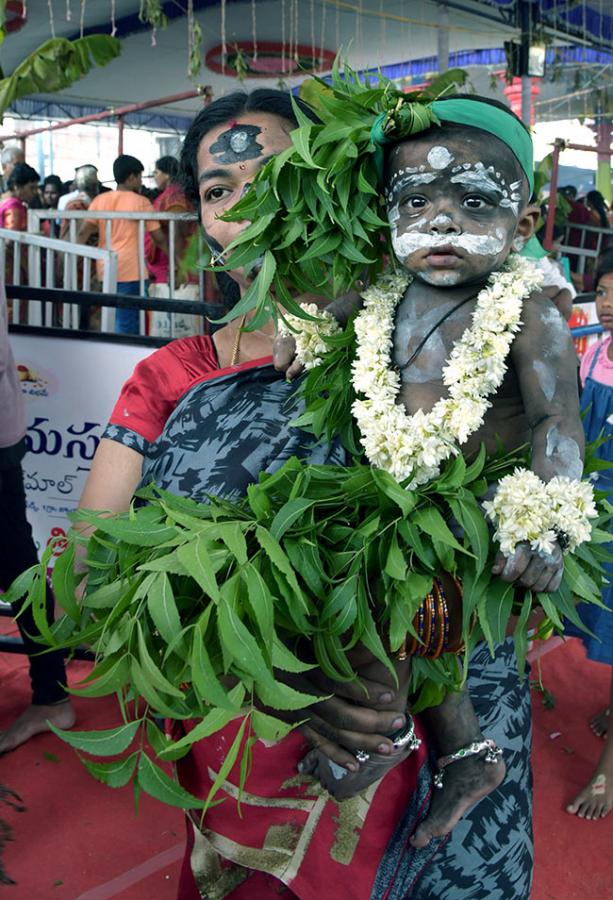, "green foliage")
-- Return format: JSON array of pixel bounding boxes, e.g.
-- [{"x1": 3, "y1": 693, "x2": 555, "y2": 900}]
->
[
  {"x1": 17, "y1": 435, "x2": 611, "y2": 813},
  {"x1": 209, "y1": 58, "x2": 467, "y2": 327},
  {"x1": 0, "y1": 35, "x2": 121, "y2": 121}
]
